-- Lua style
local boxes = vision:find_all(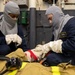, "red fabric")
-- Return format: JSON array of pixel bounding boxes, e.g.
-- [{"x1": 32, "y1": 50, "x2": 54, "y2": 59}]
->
[
  {"x1": 45, "y1": 51, "x2": 50, "y2": 57},
  {"x1": 28, "y1": 50, "x2": 38, "y2": 61}
]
